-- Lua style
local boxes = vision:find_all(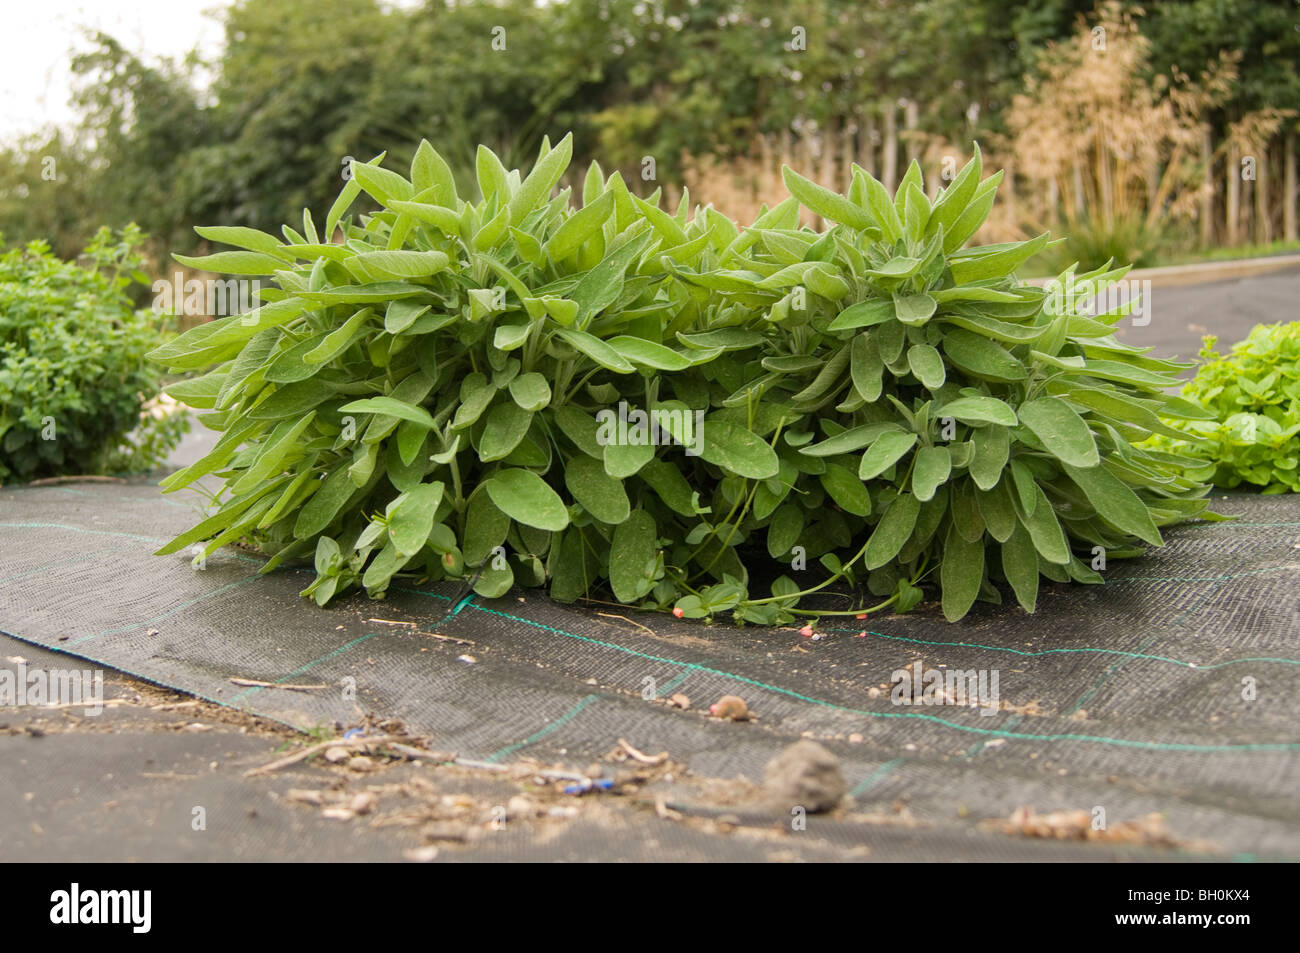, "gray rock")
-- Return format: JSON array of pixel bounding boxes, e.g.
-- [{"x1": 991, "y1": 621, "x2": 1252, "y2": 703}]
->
[{"x1": 762, "y1": 740, "x2": 847, "y2": 813}]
